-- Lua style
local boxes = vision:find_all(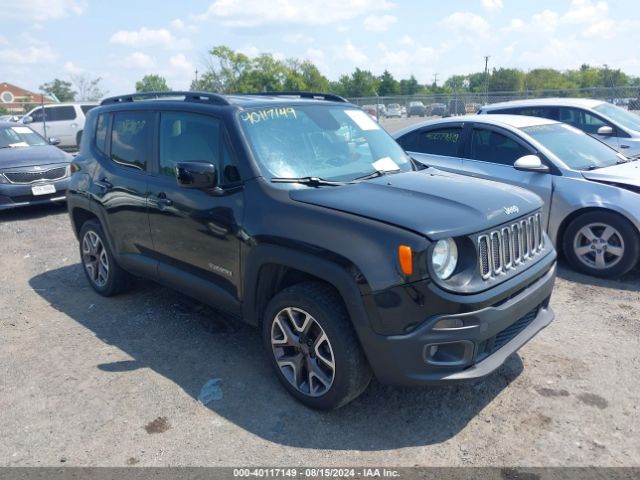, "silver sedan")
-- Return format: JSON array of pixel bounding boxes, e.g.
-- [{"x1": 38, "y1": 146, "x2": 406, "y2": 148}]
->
[{"x1": 394, "y1": 114, "x2": 640, "y2": 278}]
